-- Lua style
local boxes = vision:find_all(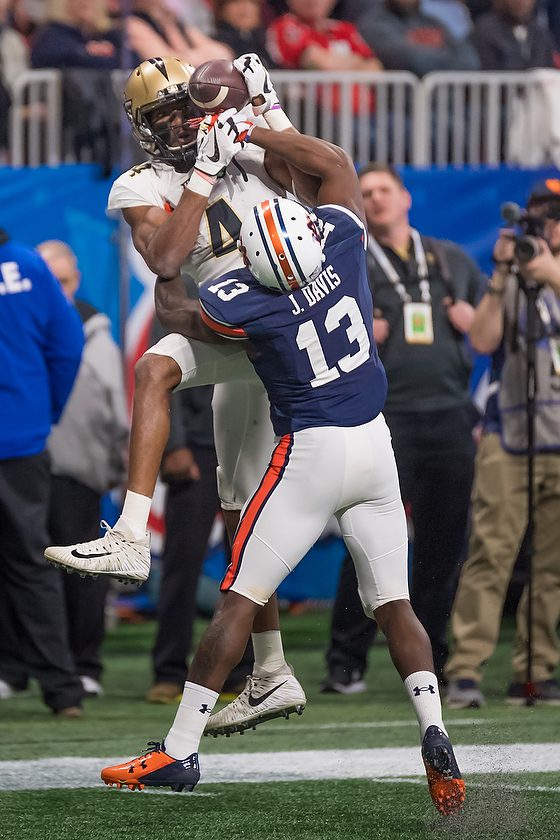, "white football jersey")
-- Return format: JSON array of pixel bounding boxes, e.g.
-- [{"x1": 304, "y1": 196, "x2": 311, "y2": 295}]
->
[{"x1": 108, "y1": 146, "x2": 286, "y2": 287}]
